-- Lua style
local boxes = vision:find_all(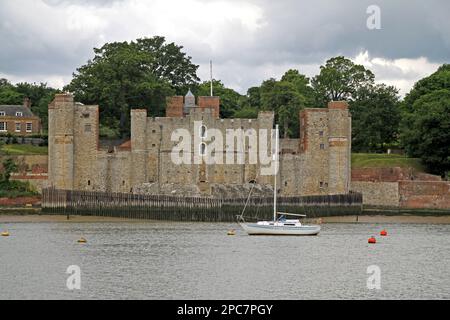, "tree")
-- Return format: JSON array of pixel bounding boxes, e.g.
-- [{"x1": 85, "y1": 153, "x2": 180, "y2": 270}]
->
[
  {"x1": 350, "y1": 84, "x2": 401, "y2": 152},
  {"x1": 403, "y1": 64, "x2": 450, "y2": 110},
  {"x1": 135, "y1": 37, "x2": 200, "y2": 90},
  {"x1": 0, "y1": 79, "x2": 23, "y2": 105},
  {"x1": 65, "y1": 37, "x2": 199, "y2": 137},
  {"x1": 1, "y1": 158, "x2": 18, "y2": 183},
  {"x1": 400, "y1": 64, "x2": 450, "y2": 176},
  {"x1": 312, "y1": 56, "x2": 375, "y2": 107},
  {"x1": 260, "y1": 78, "x2": 305, "y2": 138},
  {"x1": 281, "y1": 69, "x2": 315, "y2": 107}
]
